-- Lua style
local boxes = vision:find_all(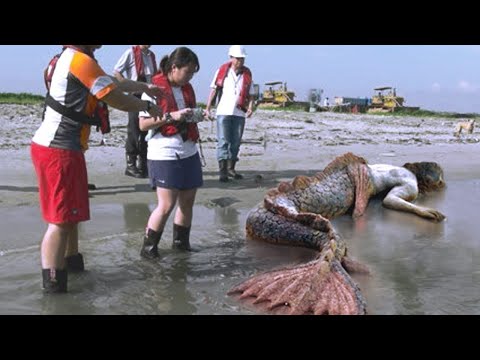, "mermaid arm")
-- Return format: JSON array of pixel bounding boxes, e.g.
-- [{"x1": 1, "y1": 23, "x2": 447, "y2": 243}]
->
[{"x1": 382, "y1": 184, "x2": 446, "y2": 222}]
